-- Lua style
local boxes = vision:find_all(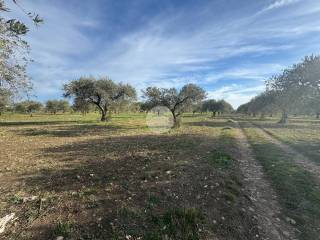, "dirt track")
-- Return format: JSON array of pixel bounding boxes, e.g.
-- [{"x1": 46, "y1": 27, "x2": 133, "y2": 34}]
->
[
  {"x1": 233, "y1": 121, "x2": 297, "y2": 240},
  {"x1": 251, "y1": 122, "x2": 320, "y2": 179}
]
